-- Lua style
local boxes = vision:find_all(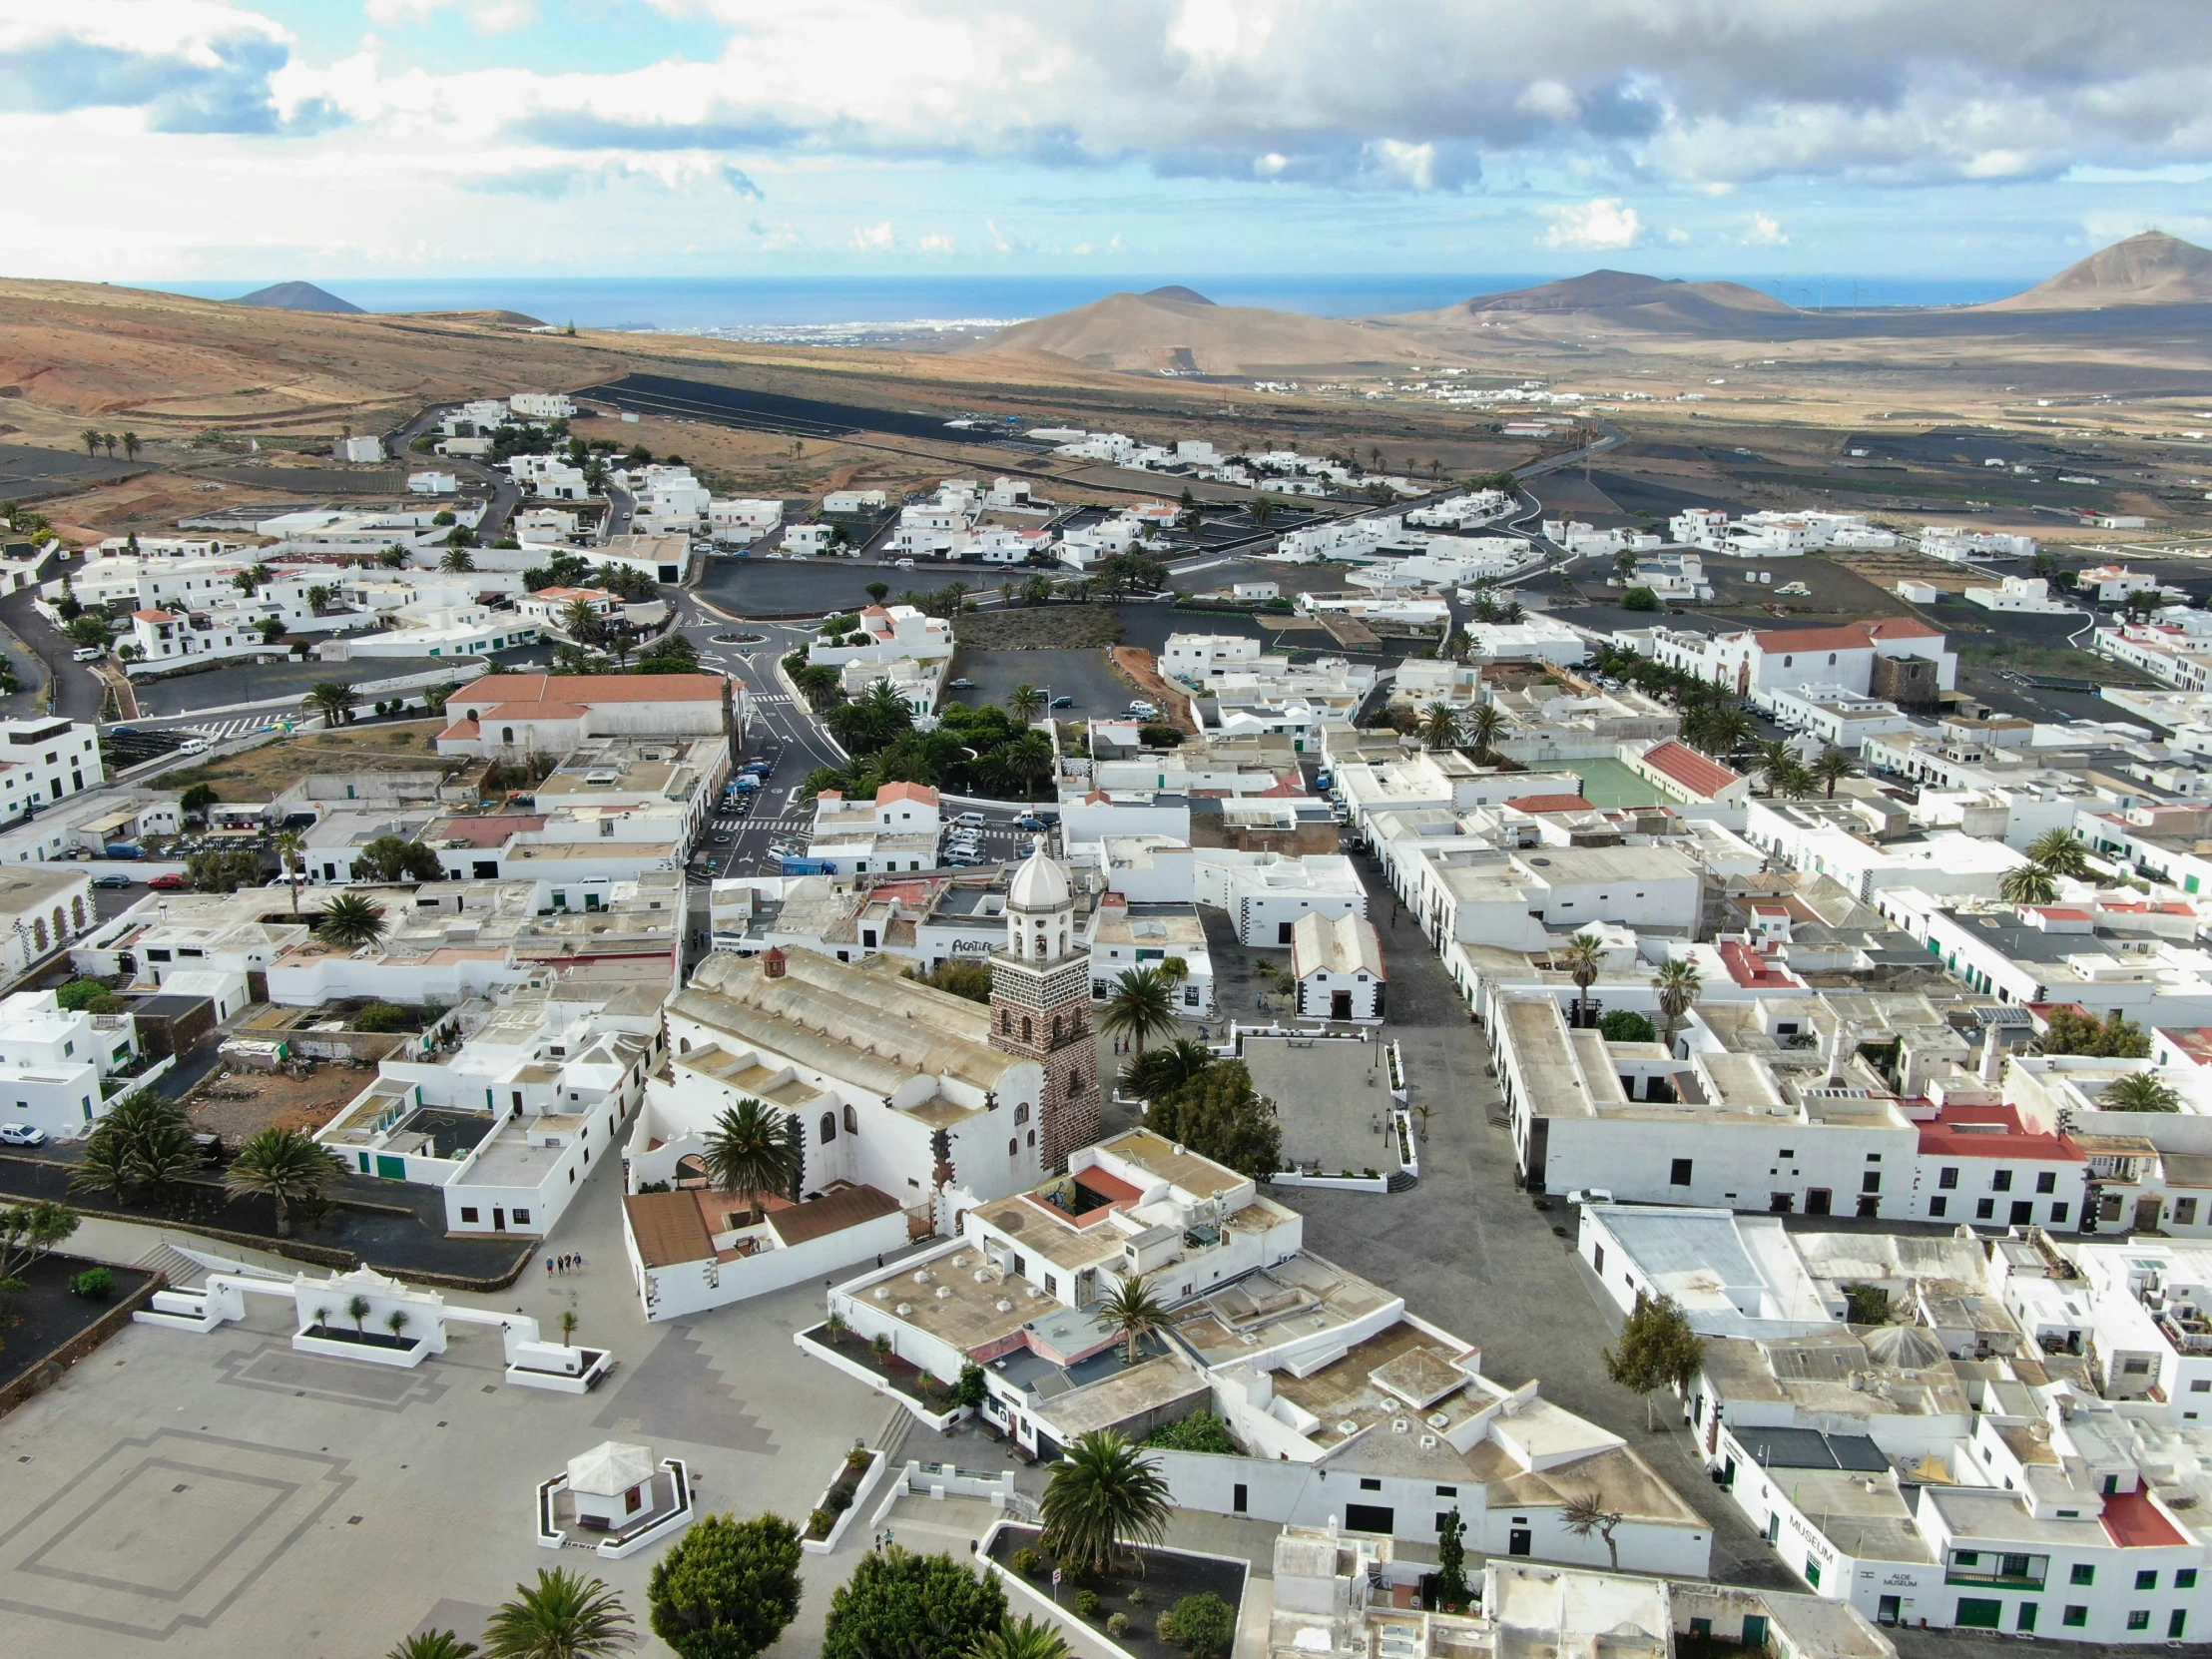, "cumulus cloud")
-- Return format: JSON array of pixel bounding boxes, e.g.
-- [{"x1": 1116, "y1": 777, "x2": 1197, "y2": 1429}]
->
[
  {"x1": 848, "y1": 221, "x2": 894, "y2": 252},
  {"x1": 0, "y1": 6, "x2": 335, "y2": 137},
  {"x1": 1543, "y1": 198, "x2": 1644, "y2": 251},
  {"x1": 918, "y1": 232, "x2": 954, "y2": 254},
  {"x1": 1741, "y1": 213, "x2": 1789, "y2": 245},
  {"x1": 365, "y1": 0, "x2": 536, "y2": 30}
]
